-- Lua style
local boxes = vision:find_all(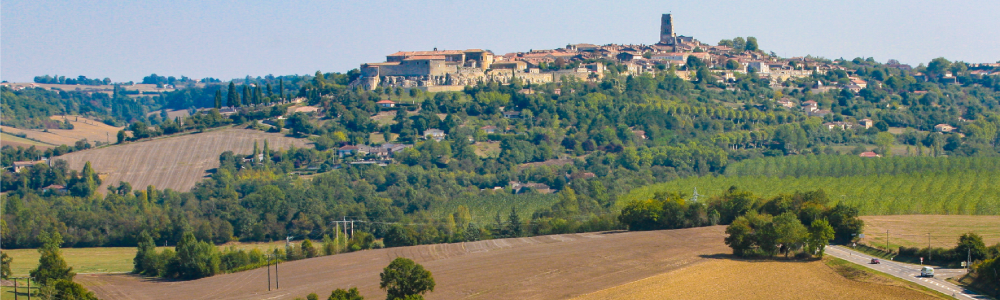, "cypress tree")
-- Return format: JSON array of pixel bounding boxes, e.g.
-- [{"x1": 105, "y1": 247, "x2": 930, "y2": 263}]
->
[
  {"x1": 242, "y1": 85, "x2": 250, "y2": 107},
  {"x1": 227, "y1": 82, "x2": 236, "y2": 108},
  {"x1": 256, "y1": 85, "x2": 263, "y2": 106},
  {"x1": 266, "y1": 83, "x2": 273, "y2": 103},
  {"x1": 279, "y1": 78, "x2": 285, "y2": 102},
  {"x1": 214, "y1": 89, "x2": 222, "y2": 109}
]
